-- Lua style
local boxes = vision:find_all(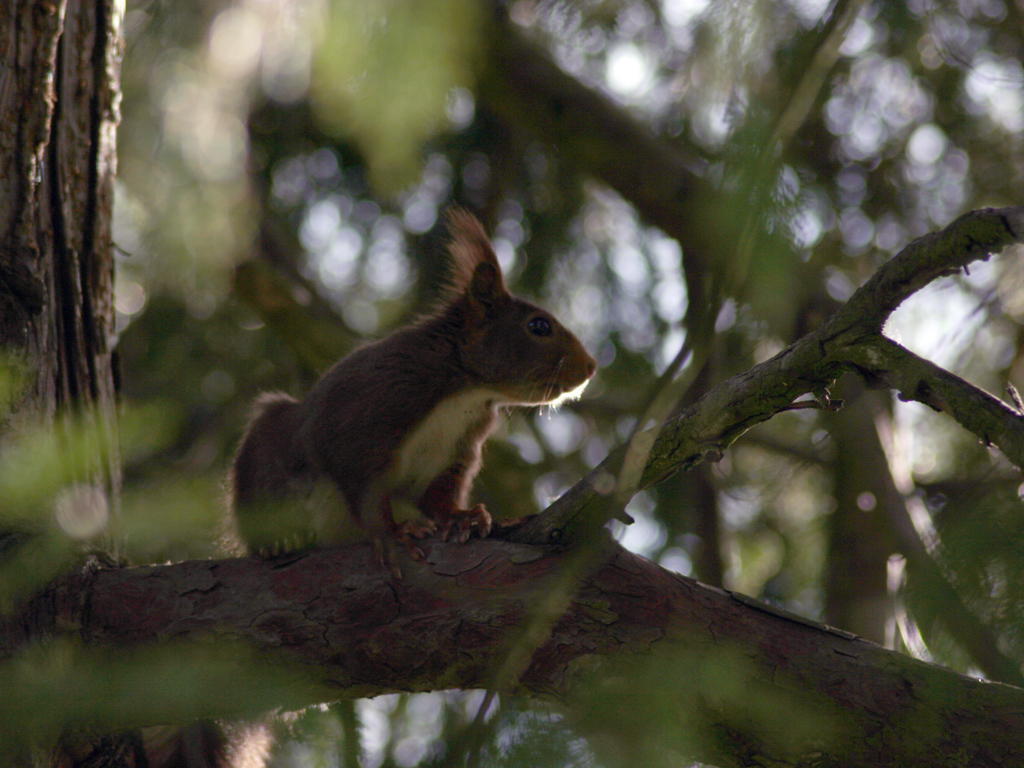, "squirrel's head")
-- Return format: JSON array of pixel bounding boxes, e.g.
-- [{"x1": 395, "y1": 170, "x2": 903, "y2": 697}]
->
[{"x1": 444, "y1": 209, "x2": 597, "y2": 405}]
